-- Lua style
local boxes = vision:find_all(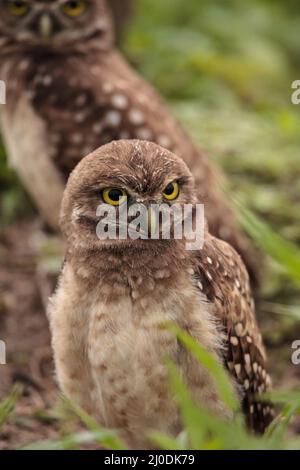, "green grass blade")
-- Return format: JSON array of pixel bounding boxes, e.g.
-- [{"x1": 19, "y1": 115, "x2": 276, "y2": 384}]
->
[
  {"x1": 167, "y1": 324, "x2": 239, "y2": 411},
  {"x1": 22, "y1": 430, "x2": 120, "y2": 451},
  {"x1": 235, "y1": 202, "x2": 300, "y2": 285},
  {"x1": 167, "y1": 361, "x2": 208, "y2": 449},
  {"x1": 262, "y1": 302, "x2": 300, "y2": 321},
  {"x1": 60, "y1": 394, "x2": 126, "y2": 450},
  {"x1": 148, "y1": 431, "x2": 185, "y2": 450},
  {"x1": 0, "y1": 385, "x2": 22, "y2": 429}
]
